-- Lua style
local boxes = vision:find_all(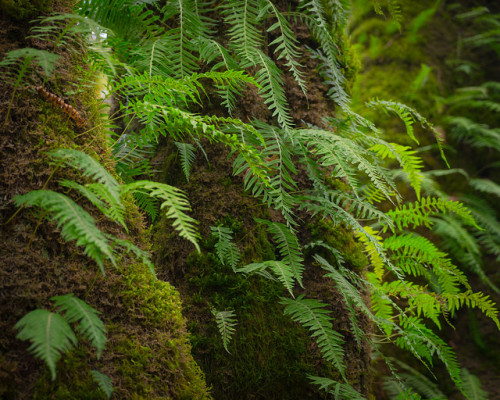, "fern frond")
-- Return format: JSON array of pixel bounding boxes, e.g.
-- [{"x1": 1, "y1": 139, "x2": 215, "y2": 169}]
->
[
  {"x1": 212, "y1": 309, "x2": 237, "y2": 353},
  {"x1": 0, "y1": 47, "x2": 60, "y2": 80},
  {"x1": 91, "y1": 370, "x2": 114, "y2": 399},
  {"x1": 60, "y1": 180, "x2": 127, "y2": 231},
  {"x1": 370, "y1": 142, "x2": 424, "y2": 199},
  {"x1": 461, "y1": 368, "x2": 488, "y2": 400},
  {"x1": 210, "y1": 226, "x2": 241, "y2": 271},
  {"x1": 469, "y1": 178, "x2": 500, "y2": 198},
  {"x1": 308, "y1": 375, "x2": 365, "y2": 399},
  {"x1": 238, "y1": 261, "x2": 296, "y2": 296},
  {"x1": 282, "y1": 295, "x2": 346, "y2": 379},
  {"x1": 47, "y1": 149, "x2": 121, "y2": 203},
  {"x1": 385, "y1": 197, "x2": 478, "y2": 232},
  {"x1": 445, "y1": 116, "x2": 500, "y2": 153},
  {"x1": 160, "y1": 0, "x2": 211, "y2": 77},
  {"x1": 356, "y1": 226, "x2": 385, "y2": 281},
  {"x1": 15, "y1": 310, "x2": 77, "y2": 380},
  {"x1": 14, "y1": 190, "x2": 115, "y2": 273},
  {"x1": 367, "y1": 99, "x2": 449, "y2": 166},
  {"x1": 255, "y1": 218, "x2": 304, "y2": 286},
  {"x1": 174, "y1": 142, "x2": 197, "y2": 182},
  {"x1": 122, "y1": 180, "x2": 200, "y2": 251},
  {"x1": 264, "y1": 0, "x2": 307, "y2": 96},
  {"x1": 51, "y1": 294, "x2": 107, "y2": 358}
]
